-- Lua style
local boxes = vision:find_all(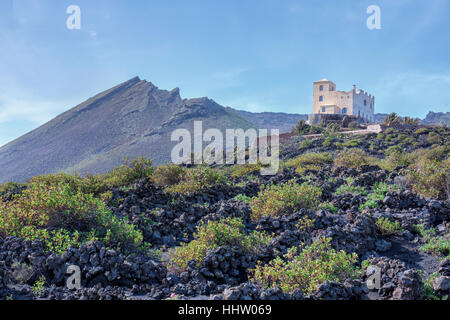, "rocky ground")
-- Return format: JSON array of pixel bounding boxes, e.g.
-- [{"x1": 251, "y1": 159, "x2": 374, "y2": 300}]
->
[{"x1": 0, "y1": 126, "x2": 449, "y2": 300}]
